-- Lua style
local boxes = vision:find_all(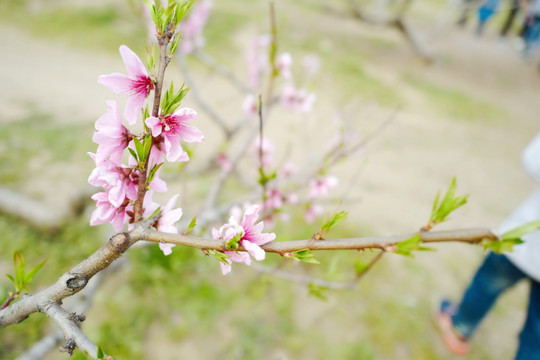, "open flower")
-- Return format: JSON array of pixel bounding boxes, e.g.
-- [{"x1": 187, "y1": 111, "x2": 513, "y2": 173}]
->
[
  {"x1": 213, "y1": 204, "x2": 276, "y2": 275},
  {"x1": 93, "y1": 100, "x2": 132, "y2": 165},
  {"x1": 98, "y1": 45, "x2": 154, "y2": 125},
  {"x1": 281, "y1": 84, "x2": 316, "y2": 113},
  {"x1": 143, "y1": 192, "x2": 183, "y2": 256},
  {"x1": 277, "y1": 52, "x2": 292, "y2": 79},
  {"x1": 88, "y1": 154, "x2": 138, "y2": 208},
  {"x1": 178, "y1": 0, "x2": 213, "y2": 54},
  {"x1": 145, "y1": 107, "x2": 204, "y2": 162},
  {"x1": 308, "y1": 175, "x2": 339, "y2": 198},
  {"x1": 90, "y1": 191, "x2": 131, "y2": 232}
]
